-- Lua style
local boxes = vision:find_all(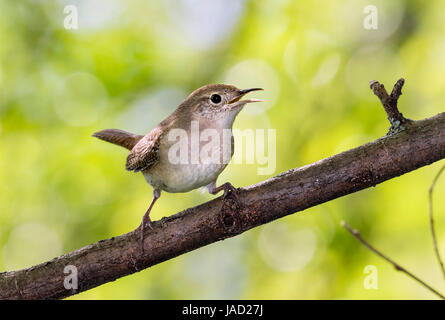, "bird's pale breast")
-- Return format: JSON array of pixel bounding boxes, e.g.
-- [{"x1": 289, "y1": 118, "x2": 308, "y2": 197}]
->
[{"x1": 142, "y1": 129, "x2": 233, "y2": 193}]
